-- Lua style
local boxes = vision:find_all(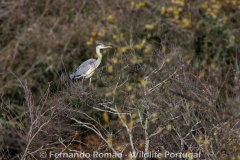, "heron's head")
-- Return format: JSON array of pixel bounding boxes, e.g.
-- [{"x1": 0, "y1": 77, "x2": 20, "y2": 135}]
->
[{"x1": 96, "y1": 43, "x2": 112, "y2": 49}]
